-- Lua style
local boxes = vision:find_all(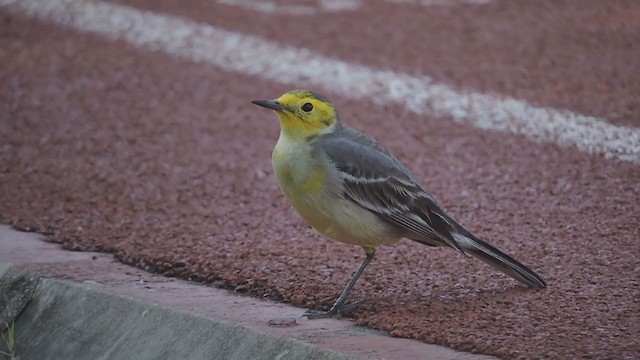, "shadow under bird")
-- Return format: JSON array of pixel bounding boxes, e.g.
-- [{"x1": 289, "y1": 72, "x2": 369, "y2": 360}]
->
[{"x1": 252, "y1": 90, "x2": 546, "y2": 319}]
